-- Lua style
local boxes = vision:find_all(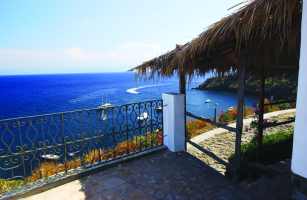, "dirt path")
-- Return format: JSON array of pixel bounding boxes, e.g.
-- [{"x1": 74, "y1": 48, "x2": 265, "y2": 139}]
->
[
  {"x1": 187, "y1": 109, "x2": 296, "y2": 174},
  {"x1": 190, "y1": 109, "x2": 295, "y2": 143}
]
